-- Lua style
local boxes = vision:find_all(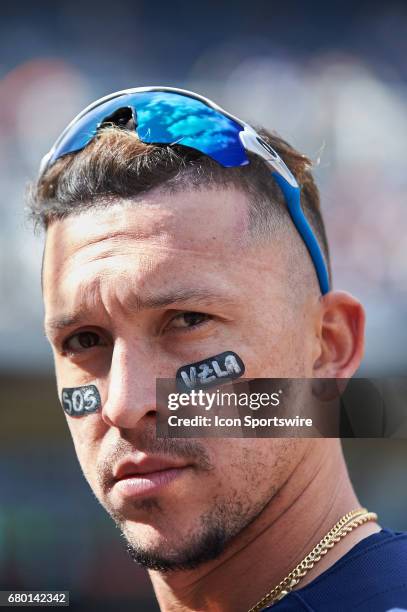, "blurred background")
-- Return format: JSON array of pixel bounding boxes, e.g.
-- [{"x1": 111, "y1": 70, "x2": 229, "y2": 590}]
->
[{"x1": 0, "y1": 0, "x2": 406, "y2": 609}]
